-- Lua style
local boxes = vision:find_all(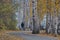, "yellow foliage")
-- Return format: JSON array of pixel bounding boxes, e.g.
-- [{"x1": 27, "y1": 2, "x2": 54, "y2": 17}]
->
[
  {"x1": 37, "y1": 0, "x2": 60, "y2": 21},
  {"x1": 29, "y1": 0, "x2": 32, "y2": 17},
  {"x1": 25, "y1": 0, "x2": 60, "y2": 22},
  {"x1": 37, "y1": 0, "x2": 47, "y2": 21}
]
